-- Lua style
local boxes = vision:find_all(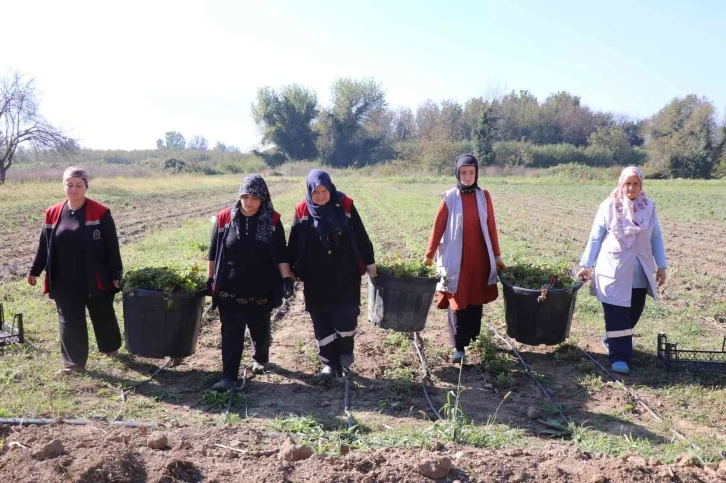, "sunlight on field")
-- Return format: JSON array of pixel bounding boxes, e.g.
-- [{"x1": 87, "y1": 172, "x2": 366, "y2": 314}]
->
[{"x1": 1, "y1": 172, "x2": 725, "y2": 462}]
